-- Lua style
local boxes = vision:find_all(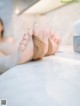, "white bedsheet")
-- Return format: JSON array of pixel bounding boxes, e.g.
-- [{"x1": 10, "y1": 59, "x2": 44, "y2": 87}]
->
[{"x1": 0, "y1": 47, "x2": 80, "y2": 106}]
